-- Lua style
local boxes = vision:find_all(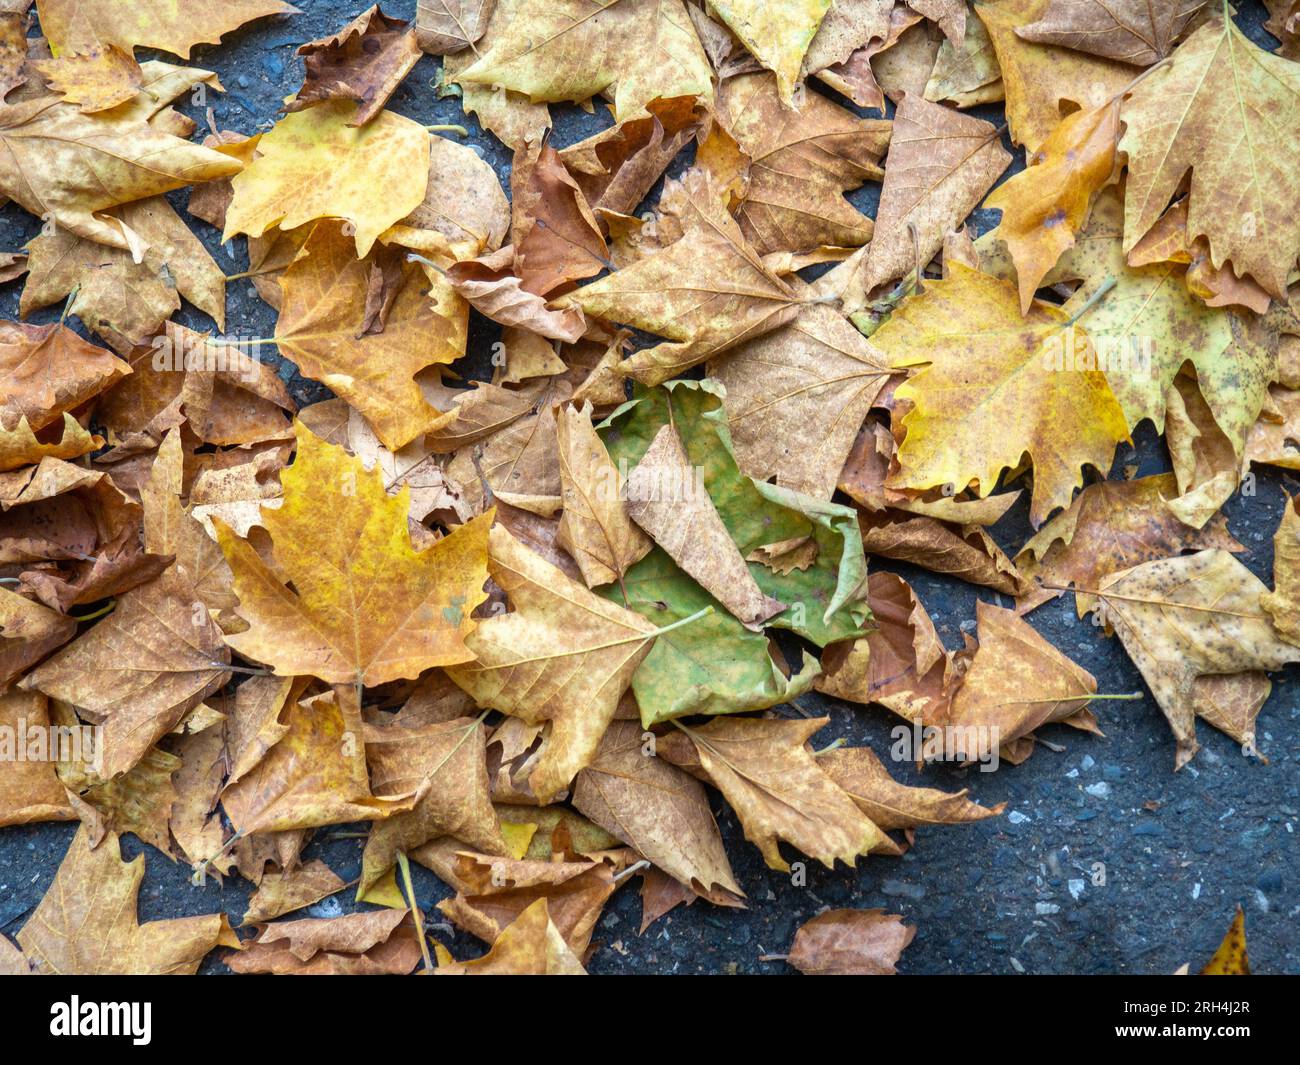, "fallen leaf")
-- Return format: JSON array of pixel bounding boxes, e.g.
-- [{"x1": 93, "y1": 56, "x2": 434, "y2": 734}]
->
[
  {"x1": 0, "y1": 322, "x2": 129, "y2": 432},
  {"x1": 216, "y1": 422, "x2": 493, "y2": 686},
  {"x1": 286, "y1": 5, "x2": 421, "y2": 126},
  {"x1": 33, "y1": 44, "x2": 143, "y2": 112},
  {"x1": 1199, "y1": 906, "x2": 1250, "y2": 975},
  {"x1": 1261, "y1": 495, "x2": 1300, "y2": 645},
  {"x1": 17, "y1": 826, "x2": 237, "y2": 975},
  {"x1": 229, "y1": 909, "x2": 421, "y2": 975},
  {"x1": 1017, "y1": 0, "x2": 1204, "y2": 65},
  {"x1": 707, "y1": 0, "x2": 832, "y2": 102},
  {"x1": 785, "y1": 907, "x2": 915, "y2": 974},
  {"x1": 434, "y1": 897, "x2": 587, "y2": 974},
  {"x1": 416, "y1": 0, "x2": 496, "y2": 54}
]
